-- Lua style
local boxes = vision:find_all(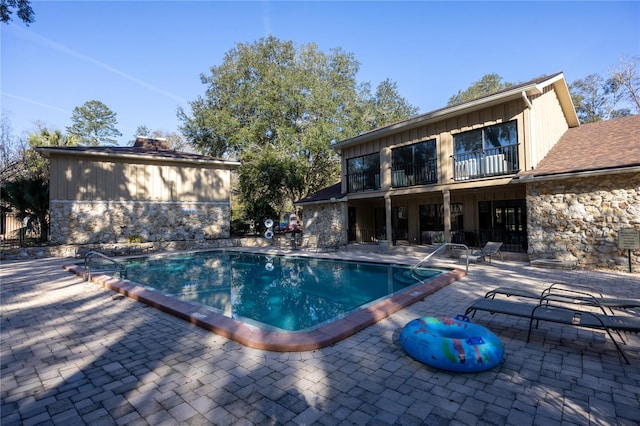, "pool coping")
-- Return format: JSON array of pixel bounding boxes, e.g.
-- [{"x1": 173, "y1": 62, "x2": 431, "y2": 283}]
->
[{"x1": 63, "y1": 262, "x2": 466, "y2": 352}]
